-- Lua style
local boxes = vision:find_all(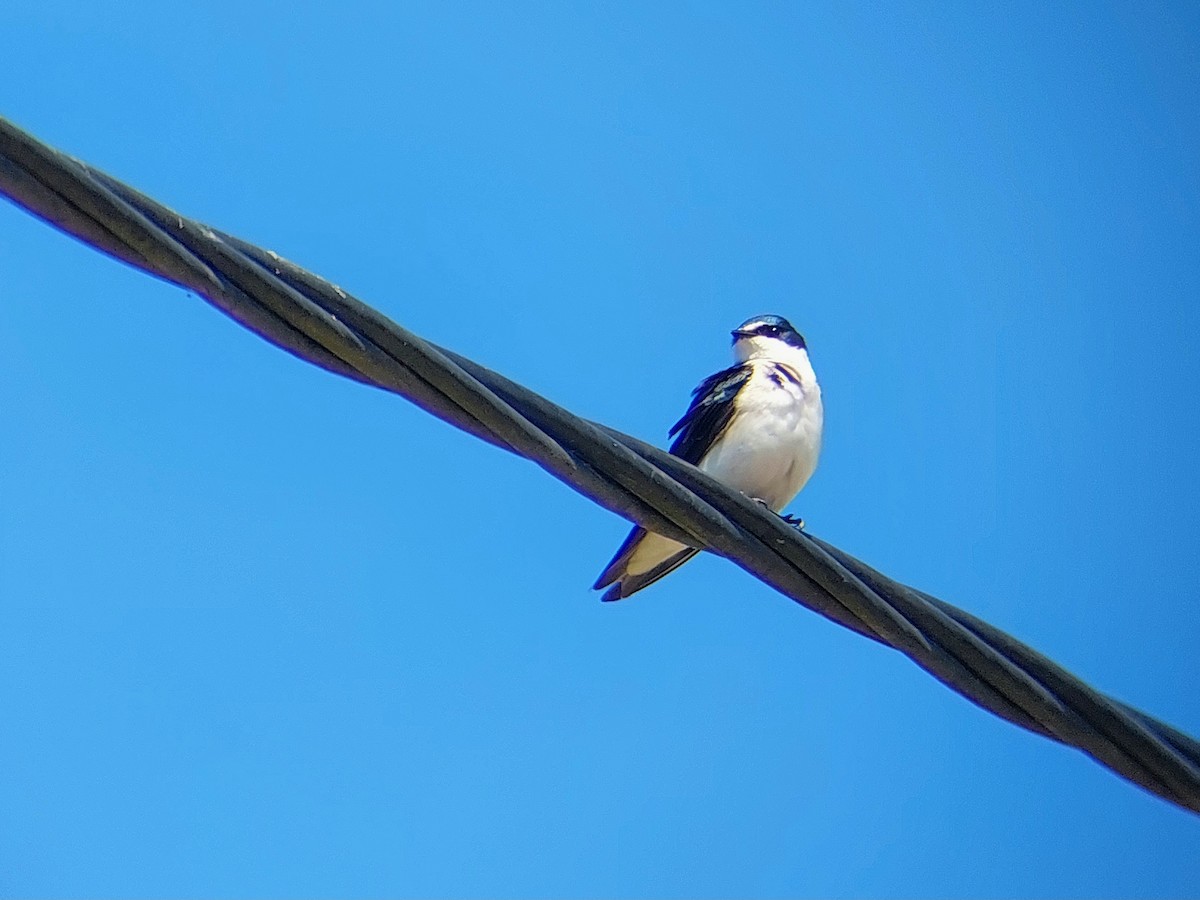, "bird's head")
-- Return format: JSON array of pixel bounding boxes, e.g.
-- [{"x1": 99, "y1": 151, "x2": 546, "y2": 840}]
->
[{"x1": 731, "y1": 314, "x2": 808, "y2": 362}]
